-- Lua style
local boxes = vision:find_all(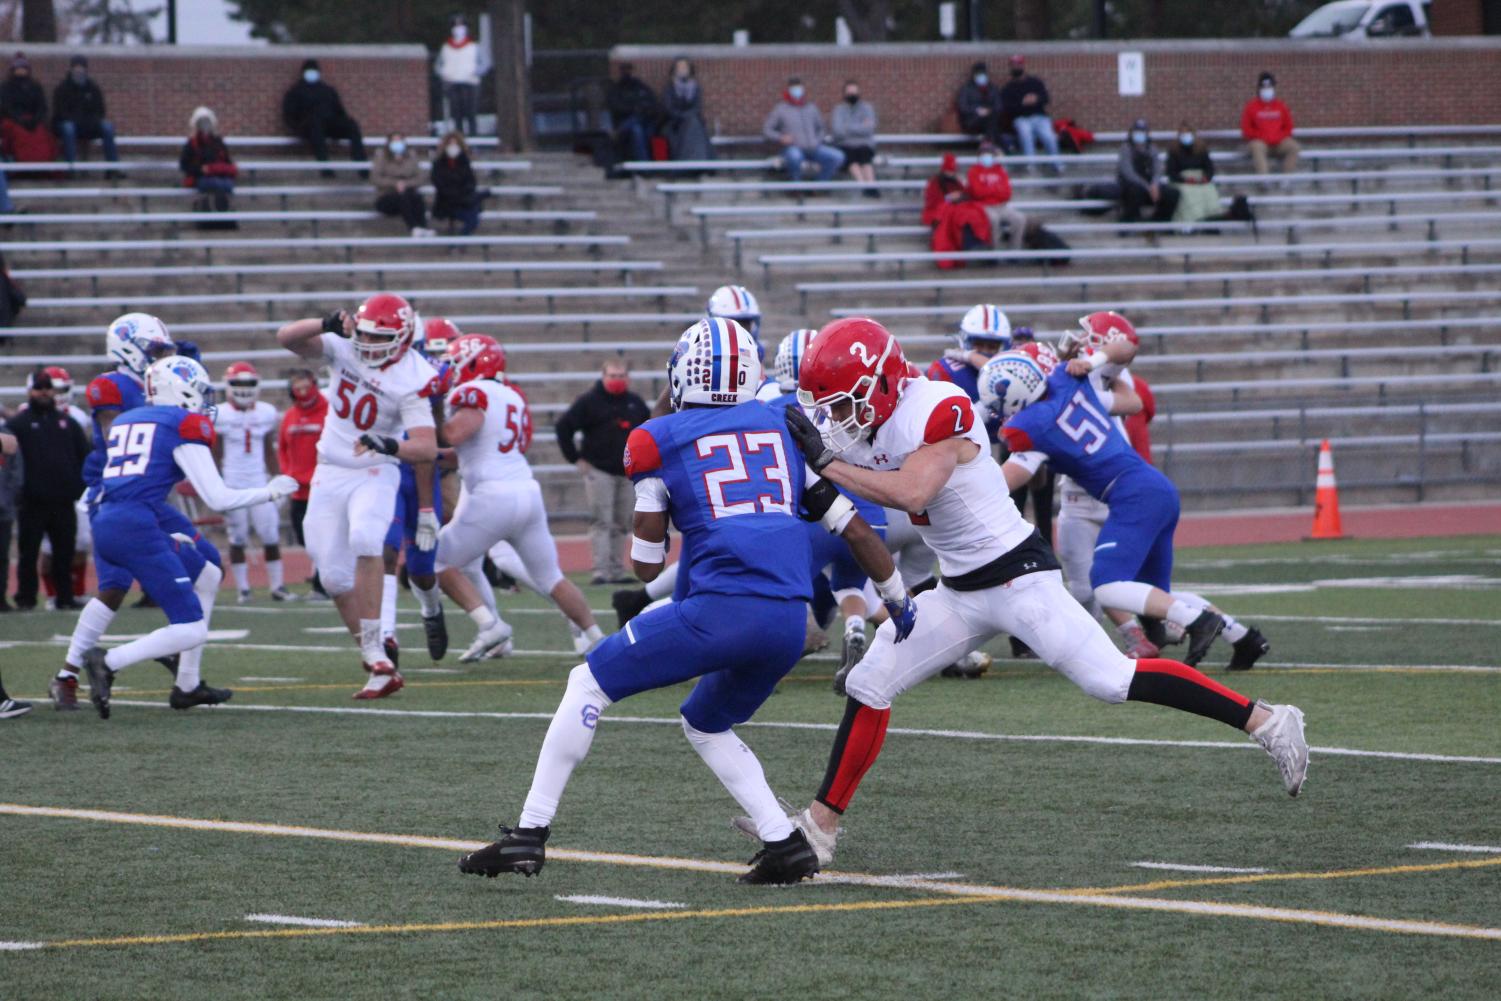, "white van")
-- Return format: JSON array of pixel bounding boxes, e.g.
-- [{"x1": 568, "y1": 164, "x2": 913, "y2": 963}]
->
[{"x1": 1289, "y1": 0, "x2": 1431, "y2": 38}]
